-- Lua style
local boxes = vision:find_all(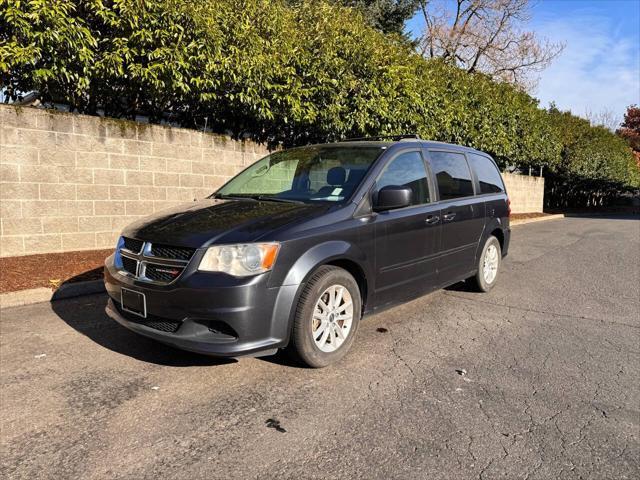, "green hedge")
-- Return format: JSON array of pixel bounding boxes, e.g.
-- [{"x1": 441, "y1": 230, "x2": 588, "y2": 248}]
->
[{"x1": 2, "y1": 0, "x2": 638, "y2": 201}]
